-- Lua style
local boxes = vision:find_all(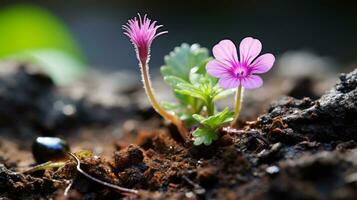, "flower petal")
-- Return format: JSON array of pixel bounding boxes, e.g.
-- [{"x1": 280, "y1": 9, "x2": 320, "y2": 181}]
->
[
  {"x1": 251, "y1": 53, "x2": 275, "y2": 74},
  {"x1": 241, "y1": 75, "x2": 263, "y2": 89},
  {"x1": 206, "y1": 59, "x2": 231, "y2": 78},
  {"x1": 239, "y1": 37, "x2": 262, "y2": 65},
  {"x1": 213, "y1": 40, "x2": 238, "y2": 66},
  {"x1": 218, "y1": 75, "x2": 240, "y2": 89}
]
